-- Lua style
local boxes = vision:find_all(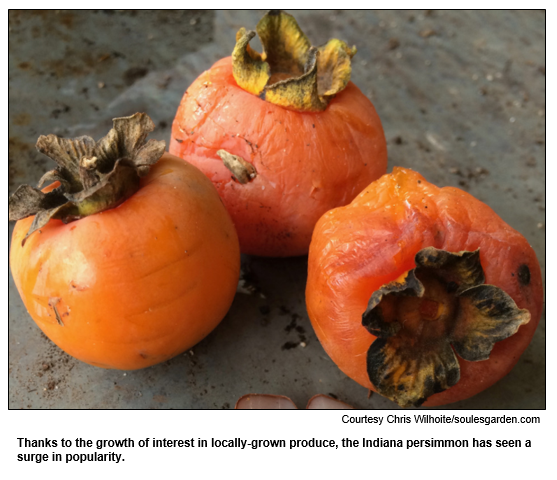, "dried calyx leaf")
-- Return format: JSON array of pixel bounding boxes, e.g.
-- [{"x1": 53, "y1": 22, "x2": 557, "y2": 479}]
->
[
  {"x1": 232, "y1": 10, "x2": 356, "y2": 112},
  {"x1": 8, "y1": 113, "x2": 165, "y2": 245},
  {"x1": 362, "y1": 247, "x2": 531, "y2": 408}
]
